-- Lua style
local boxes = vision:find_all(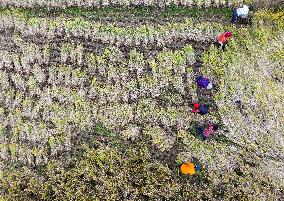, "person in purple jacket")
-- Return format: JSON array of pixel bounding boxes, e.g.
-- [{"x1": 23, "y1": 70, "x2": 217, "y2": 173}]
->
[{"x1": 196, "y1": 76, "x2": 213, "y2": 90}]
